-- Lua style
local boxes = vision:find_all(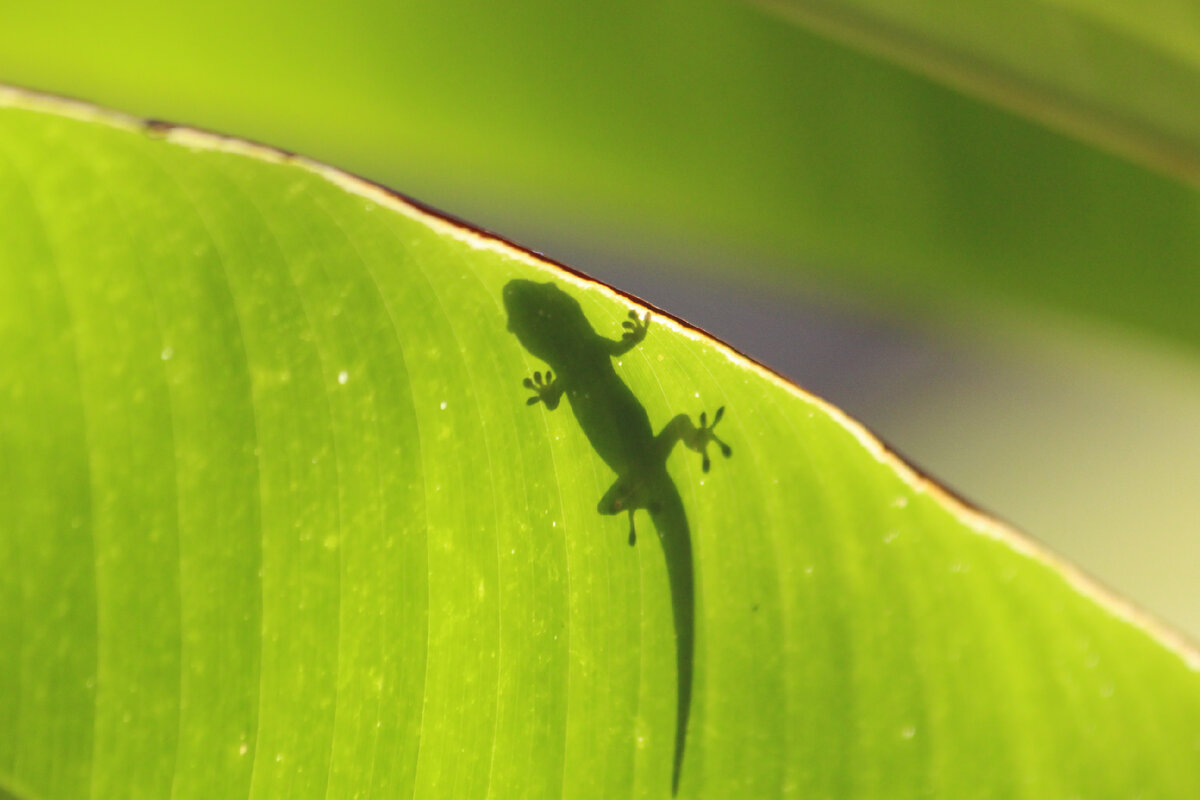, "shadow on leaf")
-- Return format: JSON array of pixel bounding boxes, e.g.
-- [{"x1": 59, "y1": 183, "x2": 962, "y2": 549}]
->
[{"x1": 503, "y1": 279, "x2": 731, "y2": 795}]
